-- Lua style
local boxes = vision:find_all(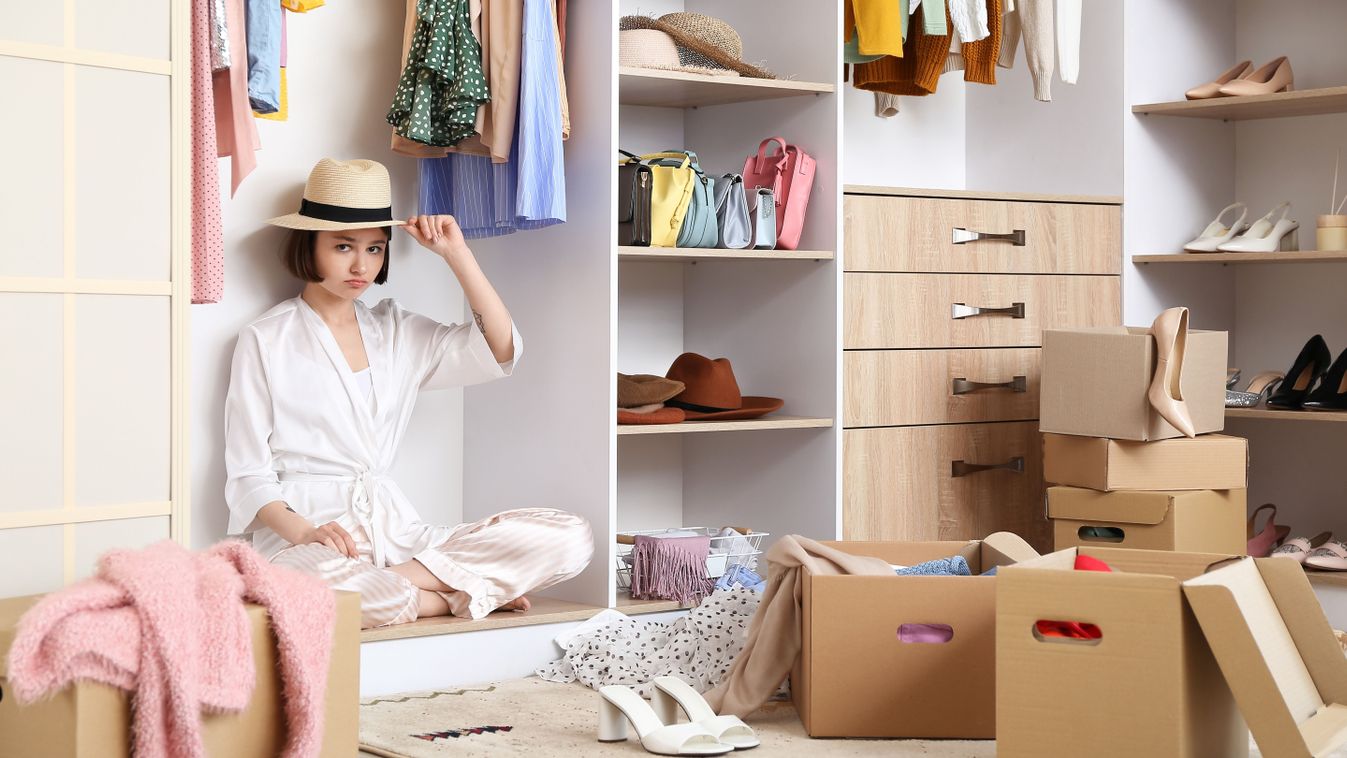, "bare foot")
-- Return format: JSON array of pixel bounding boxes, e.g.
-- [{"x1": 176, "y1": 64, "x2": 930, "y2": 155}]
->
[{"x1": 498, "y1": 595, "x2": 531, "y2": 613}]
